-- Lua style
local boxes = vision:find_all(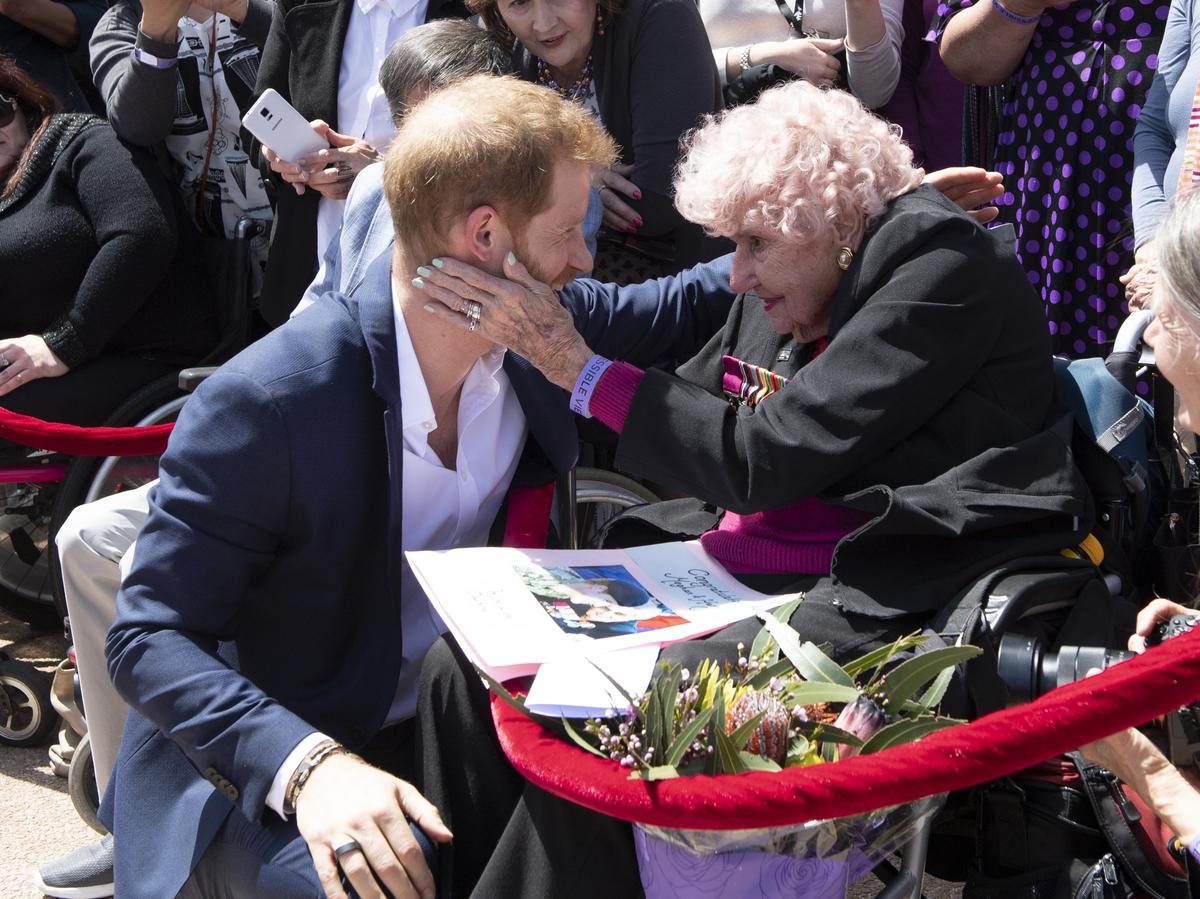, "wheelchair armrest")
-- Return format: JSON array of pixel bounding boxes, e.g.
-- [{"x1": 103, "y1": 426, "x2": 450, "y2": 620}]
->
[
  {"x1": 985, "y1": 566, "x2": 1103, "y2": 637},
  {"x1": 179, "y1": 367, "x2": 218, "y2": 393}
]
